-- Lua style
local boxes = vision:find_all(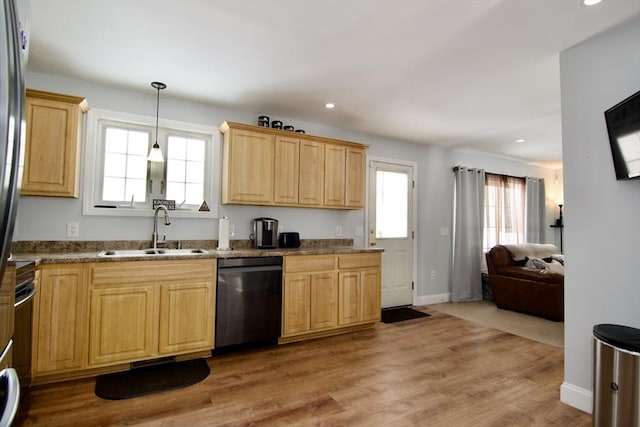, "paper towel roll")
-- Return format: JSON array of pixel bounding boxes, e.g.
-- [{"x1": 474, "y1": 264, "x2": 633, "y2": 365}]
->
[{"x1": 217, "y1": 217, "x2": 230, "y2": 250}]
